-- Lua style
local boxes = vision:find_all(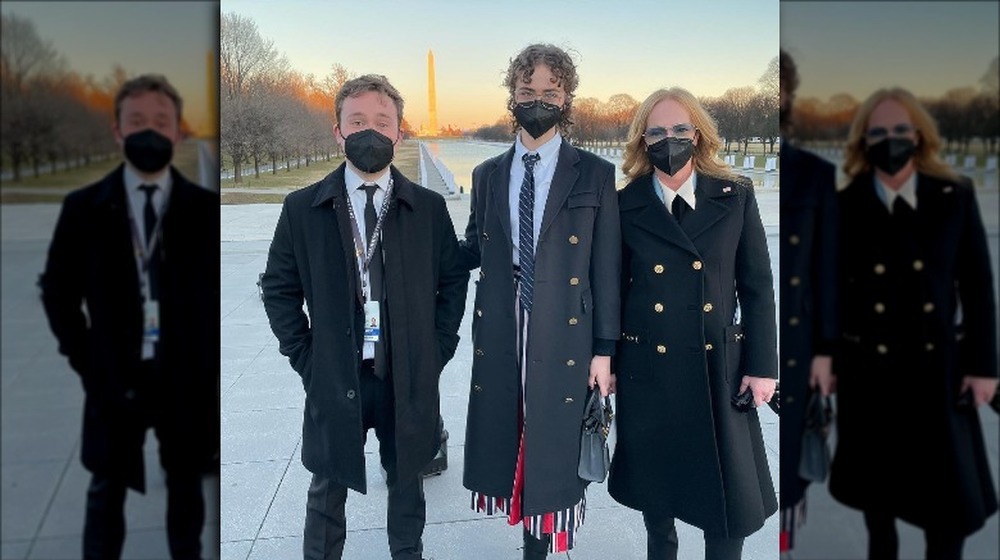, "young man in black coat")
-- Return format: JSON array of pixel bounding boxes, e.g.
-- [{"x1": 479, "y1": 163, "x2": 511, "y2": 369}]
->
[
  {"x1": 40, "y1": 74, "x2": 219, "y2": 560},
  {"x1": 260, "y1": 74, "x2": 468, "y2": 560}
]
